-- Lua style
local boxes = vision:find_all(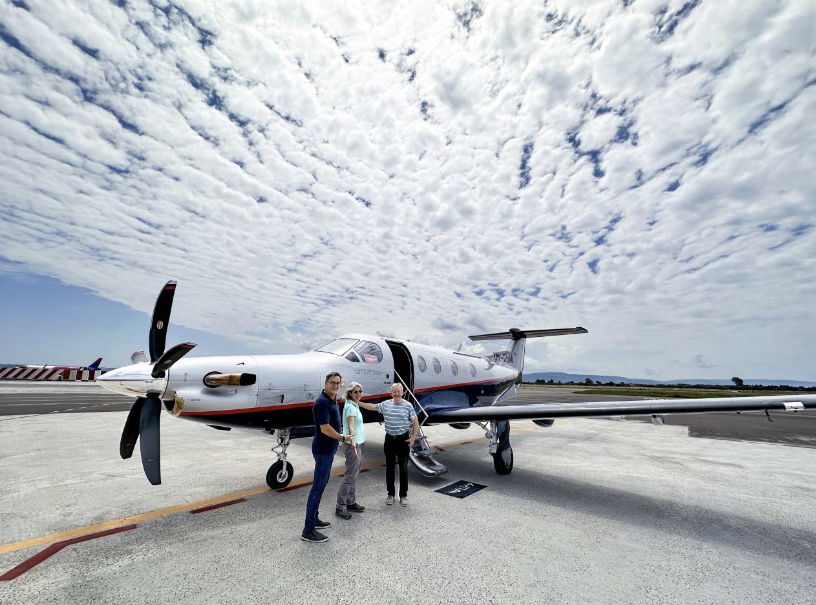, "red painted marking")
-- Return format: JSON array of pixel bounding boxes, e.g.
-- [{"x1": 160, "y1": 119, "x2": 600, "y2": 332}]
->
[
  {"x1": 278, "y1": 481, "x2": 312, "y2": 493},
  {"x1": 339, "y1": 469, "x2": 370, "y2": 478},
  {"x1": 0, "y1": 525, "x2": 138, "y2": 581},
  {"x1": 189, "y1": 498, "x2": 246, "y2": 514},
  {"x1": 278, "y1": 468, "x2": 370, "y2": 491}
]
